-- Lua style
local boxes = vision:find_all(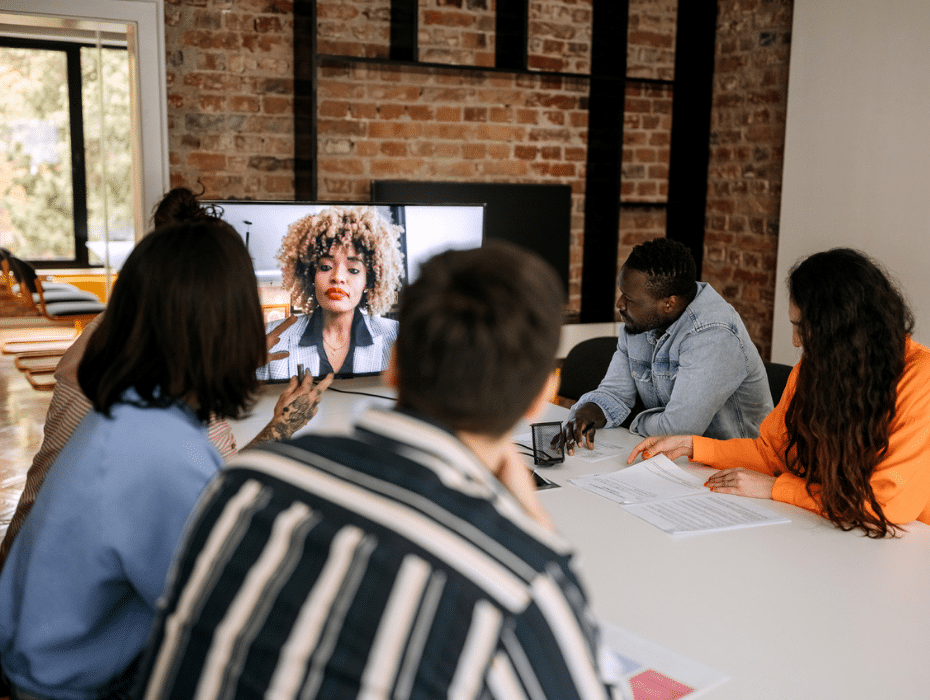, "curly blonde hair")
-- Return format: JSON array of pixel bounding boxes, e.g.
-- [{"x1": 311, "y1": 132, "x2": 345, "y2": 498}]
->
[{"x1": 278, "y1": 206, "x2": 405, "y2": 315}]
